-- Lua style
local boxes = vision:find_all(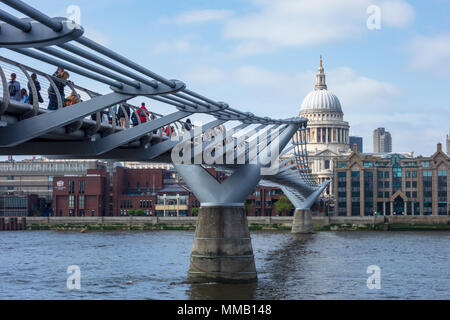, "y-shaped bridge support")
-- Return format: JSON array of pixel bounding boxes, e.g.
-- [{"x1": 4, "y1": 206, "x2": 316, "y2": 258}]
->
[
  {"x1": 174, "y1": 124, "x2": 300, "y2": 283},
  {"x1": 280, "y1": 182, "x2": 330, "y2": 234},
  {"x1": 175, "y1": 164, "x2": 260, "y2": 283}
]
